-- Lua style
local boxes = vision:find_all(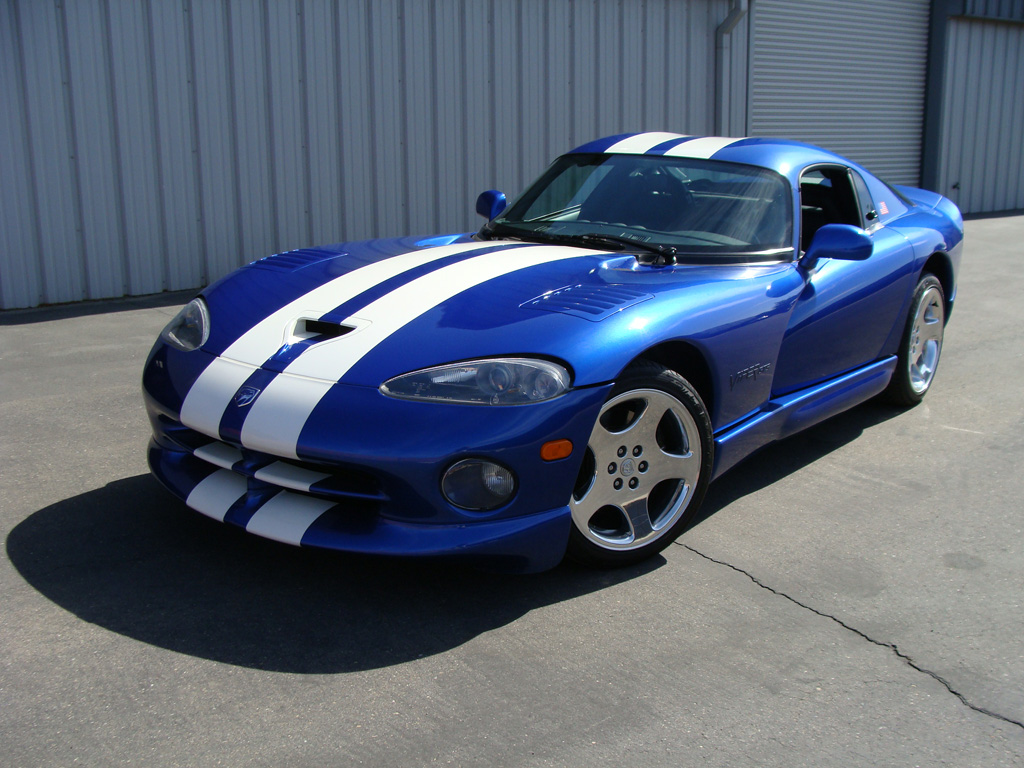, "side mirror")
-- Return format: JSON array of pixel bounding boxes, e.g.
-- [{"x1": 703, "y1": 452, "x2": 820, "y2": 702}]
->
[
  {"x1": 476, "y1": 190, "x2": 507, "y2": 221},
  {"x1": 800, "y1": 224, "x2": 873, "y2": 270}
]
